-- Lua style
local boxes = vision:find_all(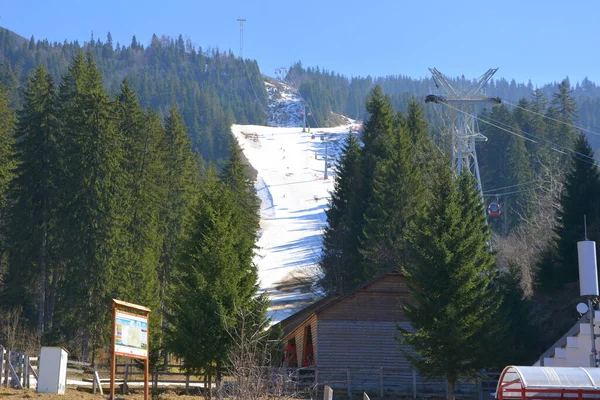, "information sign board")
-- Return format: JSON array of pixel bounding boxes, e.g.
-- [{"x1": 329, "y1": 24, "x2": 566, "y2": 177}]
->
[{"x1": 115, "y1": 311, "x2": 148, "y2": 358}]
